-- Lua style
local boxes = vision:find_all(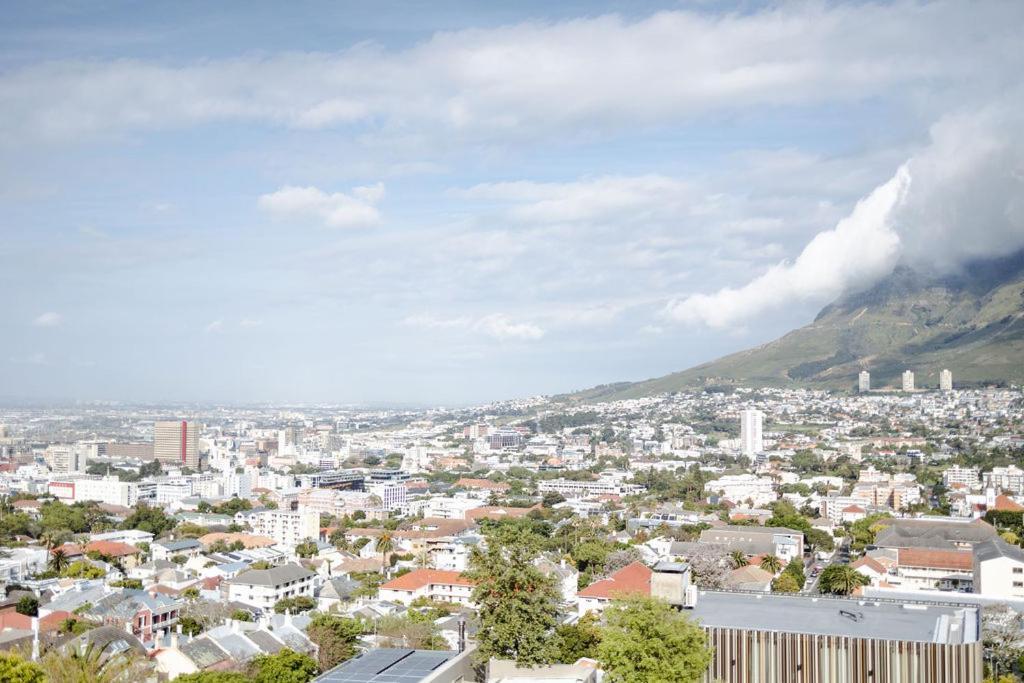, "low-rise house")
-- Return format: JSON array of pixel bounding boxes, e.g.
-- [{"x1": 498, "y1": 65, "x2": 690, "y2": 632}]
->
[
  {"x1": 698, "y1": 525, "x2": 804, "y2": 563},
  {"x1": 723, "y1": 564, "x2": 774, "y2": 592},
  {"x1": 152, "y1": 538, "x2": 204, "y2": 562},
  {"x1": 577, "y1": 562, "x2": 653, "y2": 617},
  {"x1": 83, "y1": 589, "x2": 183, "y2": 645},
  {"x1": 379, "y1": 569, "x2": 476, "y2": 606},
  {"x1": 221, "y1": 563, "x2": 317, "y2": 610},
  {"x1": 973, "y1": 537, "x2": 1024, "y2": 598}
]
